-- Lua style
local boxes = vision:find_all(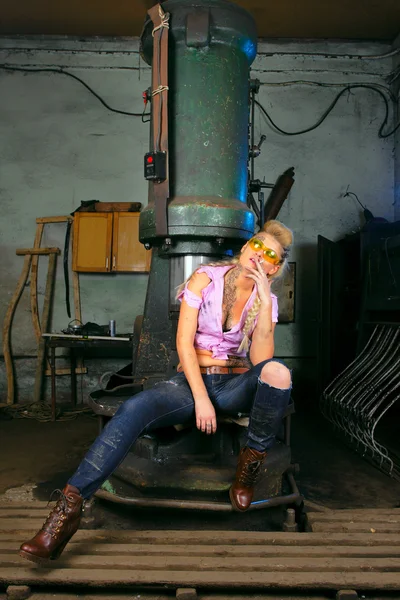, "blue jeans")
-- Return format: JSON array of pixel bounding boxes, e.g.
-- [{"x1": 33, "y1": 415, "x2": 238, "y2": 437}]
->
[{"x1": 69, "y1": 359, "x2": 292, "y2": 499}]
